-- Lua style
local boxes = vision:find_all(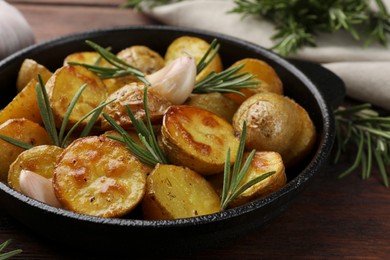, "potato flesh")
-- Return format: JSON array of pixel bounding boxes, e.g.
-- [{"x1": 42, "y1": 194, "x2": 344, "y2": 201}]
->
[
  {"x1": 164, "y1": 36, "x2": 223, "y2": 82},
  {"x1": 0, "y1": 118, "x2": 52, "y2": 182},
  {"x1": 53, "y1": 136, "x2": 147, "y2": 218},
  {"x1": 8, "y1": 145, "x2": 63, "y2": 192},
  {"x1": 0, "y1": 78, "x2": 42, "y2": 125},
  {"x1": 142, "y1": 164, "x2": 220, "y2": 220},
  {"x1": 45, "y1": 65, "x2": 108, "y2": 129},
  {"x1": 16, "y1": 58, "x2": 52, "y2": 93},
  {"x1": 161, "y1": 105, "x2": 239, "y2": 175}
]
